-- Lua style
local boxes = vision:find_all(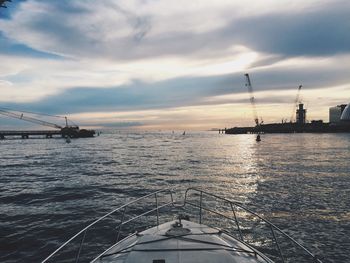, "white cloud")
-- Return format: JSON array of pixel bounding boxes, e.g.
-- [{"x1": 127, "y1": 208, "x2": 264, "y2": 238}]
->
[
  {"x1": 0, "y1": 44, "x2": 261, "y2": 102},
  {"x1": 0, "y1": 0, "x2": 332, "y2": 59},
  {"x1": 0, "y1": 0, "x2": 349, "y2": 129}
]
